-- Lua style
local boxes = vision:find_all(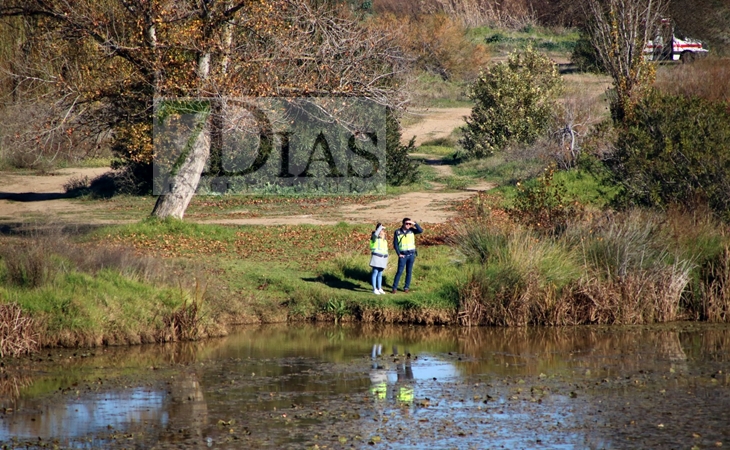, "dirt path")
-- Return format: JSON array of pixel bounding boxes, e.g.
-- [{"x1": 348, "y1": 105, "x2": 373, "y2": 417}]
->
[
  {"x1": 0, "y1": 167, "x2": 112, "y2": 223},
  {"x1": 401, "y1": 107, "x2": 471, "y2": 146},
  {"x1": 0, "y1": 107, "x2": 490, "y2": 226}
]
